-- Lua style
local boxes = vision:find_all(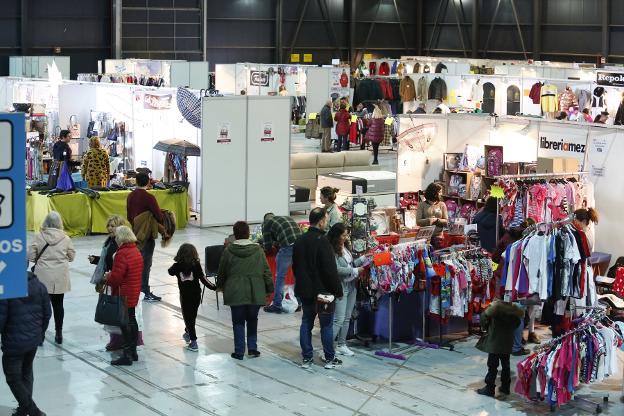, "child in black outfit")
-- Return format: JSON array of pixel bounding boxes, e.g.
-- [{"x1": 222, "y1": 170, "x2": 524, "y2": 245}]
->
[
  {"x1": 168, "y1": 243, "x2": 216, "y2": 352},
  {"x1": 475, "y1": 298, "x2": 524, "y2": 397}
]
